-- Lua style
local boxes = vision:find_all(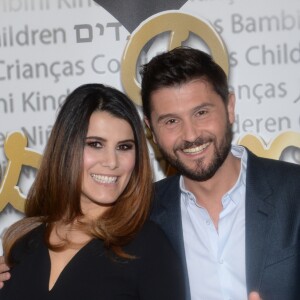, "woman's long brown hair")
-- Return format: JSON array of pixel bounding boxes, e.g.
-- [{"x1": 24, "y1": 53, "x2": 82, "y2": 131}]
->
[{"x1": 3, "y1": 84, "x2": 153, "y2": 264}]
